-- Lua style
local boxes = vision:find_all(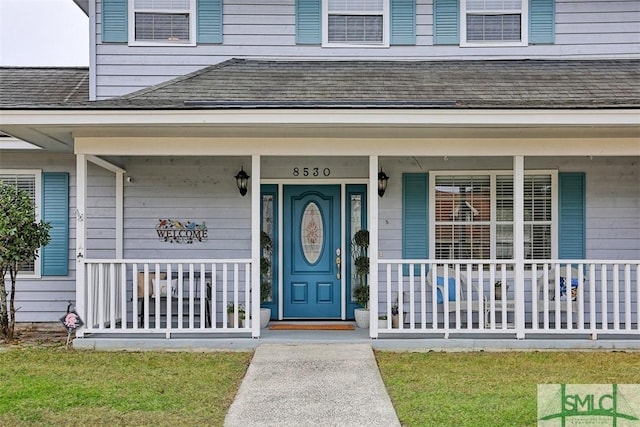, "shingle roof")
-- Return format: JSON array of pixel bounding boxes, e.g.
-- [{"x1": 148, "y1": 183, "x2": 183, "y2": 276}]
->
[
  {"x1": 0, "y1": 67, "x2": 89, "y2": 106},
  {"x1": 2, "y1": 60, "x2": 639, "y2": 110},
  {"x1": 99, "y1": 59, "x2": 640, "y2": 109}
]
